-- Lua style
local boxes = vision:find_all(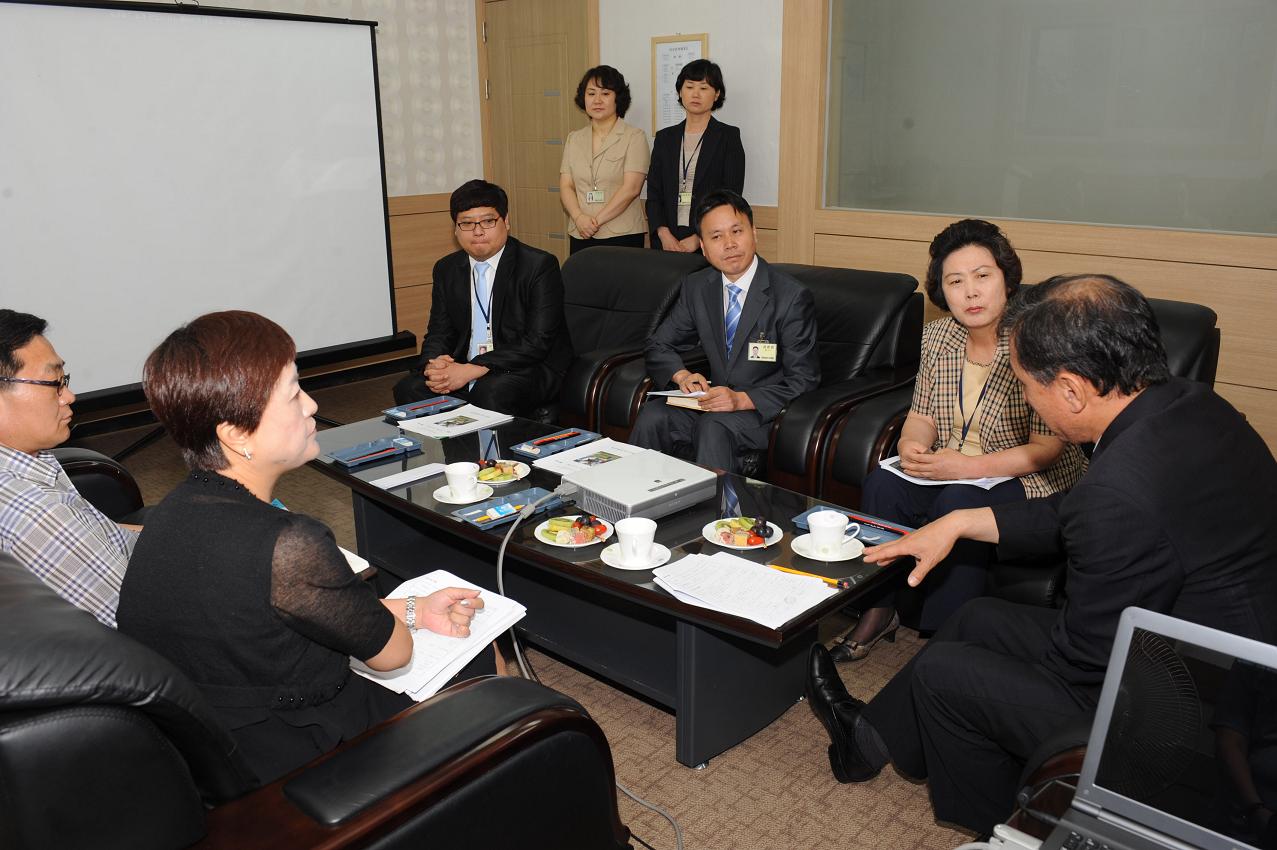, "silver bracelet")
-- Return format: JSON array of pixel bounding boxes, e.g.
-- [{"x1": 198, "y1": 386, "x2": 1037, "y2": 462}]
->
[{"x1": 405, "y1": 594, "x2": 417, "y2": 632}]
